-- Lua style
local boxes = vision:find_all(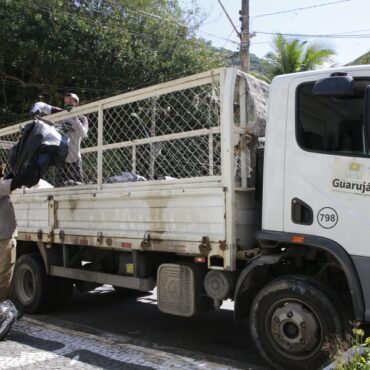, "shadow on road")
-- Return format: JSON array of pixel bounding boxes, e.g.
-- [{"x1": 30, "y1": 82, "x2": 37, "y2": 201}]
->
[{"x1": 38, "y1": 286, "x2": 268, "y2": 369}]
